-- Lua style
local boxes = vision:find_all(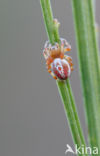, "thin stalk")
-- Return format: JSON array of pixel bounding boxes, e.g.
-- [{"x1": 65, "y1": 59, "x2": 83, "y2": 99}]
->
[
  {"x1": 92, "y1": 0, "x2": 96, "y2": 15},
  {"x1": 71, "y1": 0, "x2": 100, "y2": 153},
  {"x1": 40, "y1": 0, "x2": 87, "y2": 155},
  {"x1": 40, "y1": 0, "x2": 59, "y2": 44},
  {"x1": 57, "y1": 80, "x2": 86, "y2": 156},
  {"x1": 65, "y1": 79, "x2": 85, "y2": 145}
]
